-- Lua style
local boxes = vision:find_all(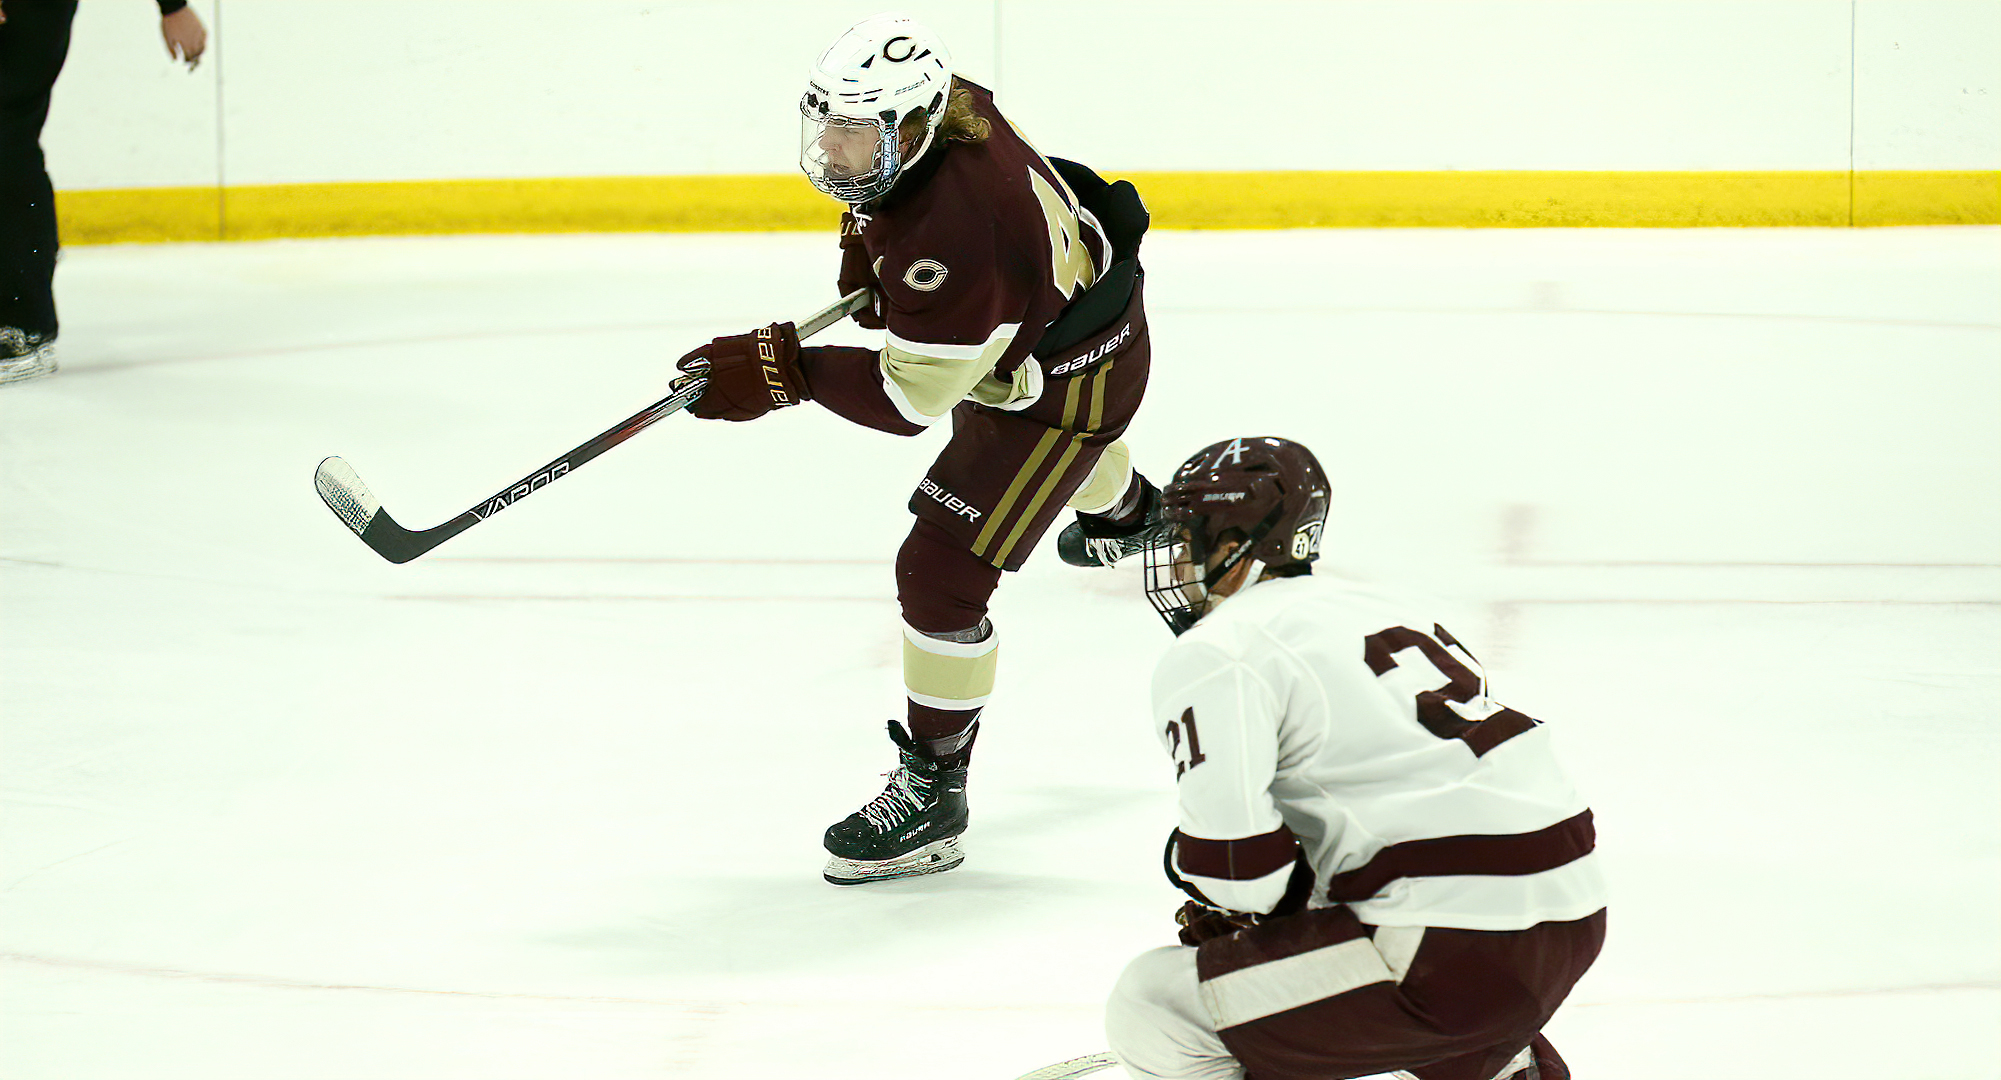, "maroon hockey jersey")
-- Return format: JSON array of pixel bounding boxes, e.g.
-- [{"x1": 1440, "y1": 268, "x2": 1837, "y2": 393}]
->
[{"x1": 844, "y1": 80, "x2": 1113, "y2": 428}]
